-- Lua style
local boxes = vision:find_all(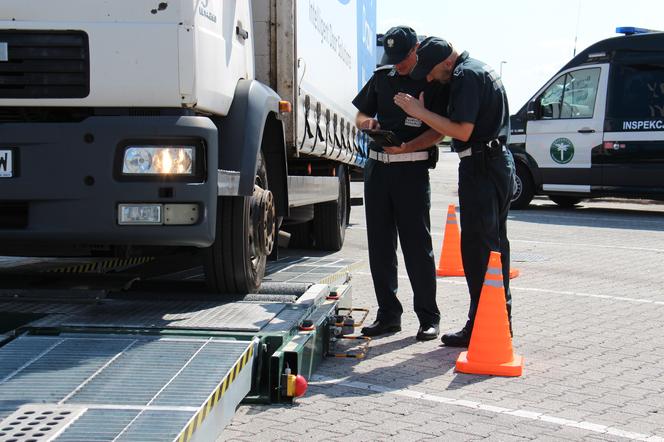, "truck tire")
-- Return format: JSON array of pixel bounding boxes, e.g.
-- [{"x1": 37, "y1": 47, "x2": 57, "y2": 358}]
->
[
  {"x1": 204, "y1": 153, "x2": 275, "y2": 294},
  {"x1": 285, "y1": 221, "x2": 314, "y2": 249},
  {"x1": 549, "y1": 195, "x2": 583, "y2": 208},
  {"x1": 510, "y1": 162, "x2": 535, "y2": 210},
  {"x1": 313, "y1": 164, "x2": 349, "y2": 251}
]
